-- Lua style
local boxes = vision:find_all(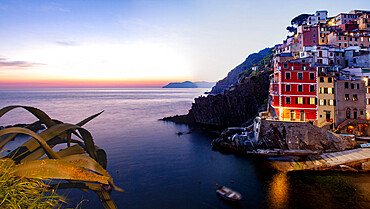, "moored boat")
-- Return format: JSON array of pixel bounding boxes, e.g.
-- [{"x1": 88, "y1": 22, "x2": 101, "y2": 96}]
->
[{"x1": 216, "y1": 186, "x2": 242, "y2": 202}]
